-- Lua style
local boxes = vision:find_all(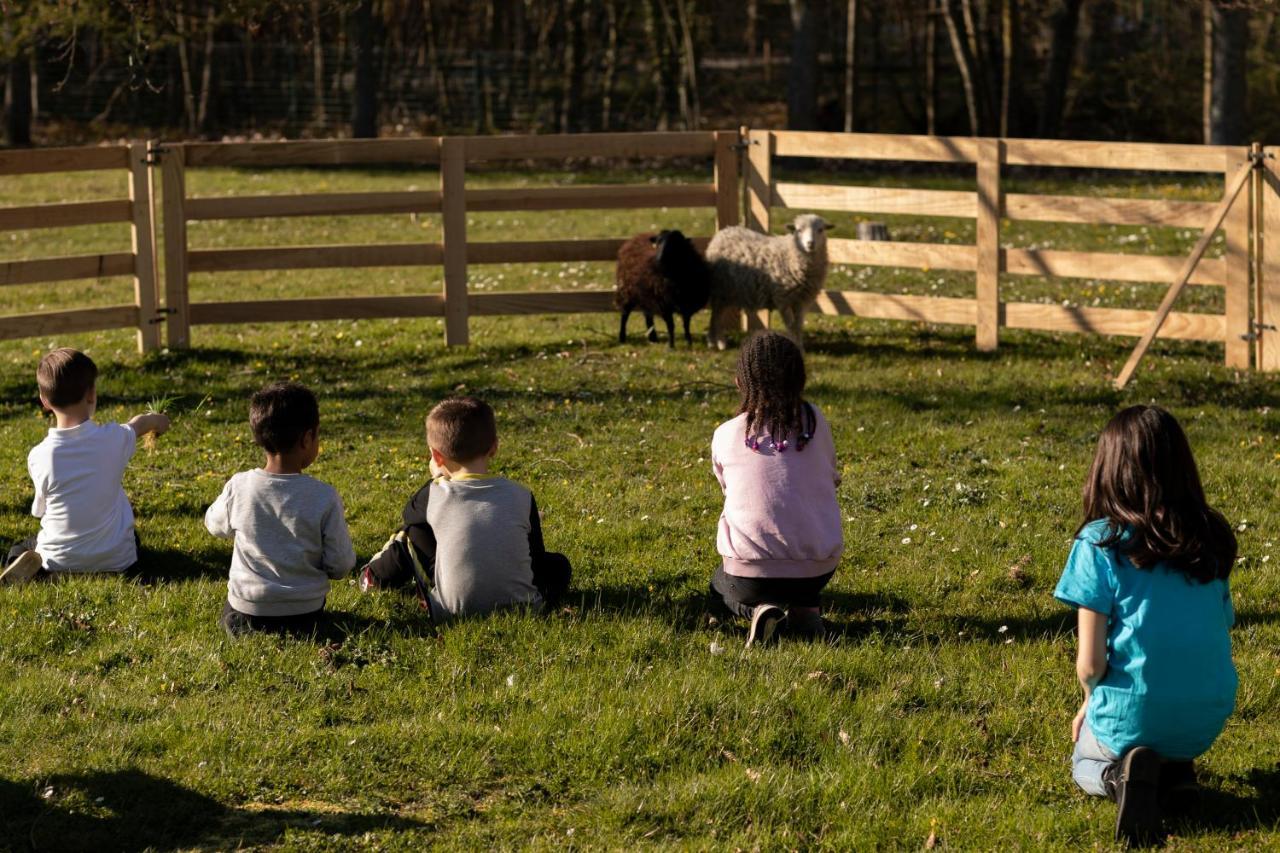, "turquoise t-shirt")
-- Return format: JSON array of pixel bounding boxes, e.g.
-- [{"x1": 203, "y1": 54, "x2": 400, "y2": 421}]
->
[{"x1": 1054, "y1": 519, "x2": 1236, "y2": 760}]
